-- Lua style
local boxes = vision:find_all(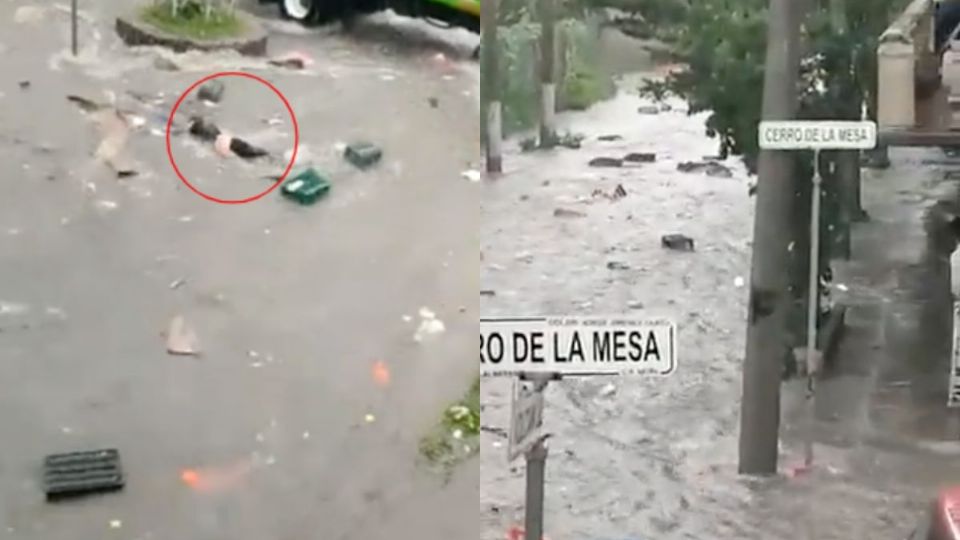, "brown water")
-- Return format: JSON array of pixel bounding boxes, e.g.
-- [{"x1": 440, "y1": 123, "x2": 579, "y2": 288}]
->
[{"x1": 479, "y1": 69, "x2": 960, "y2": 539}]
